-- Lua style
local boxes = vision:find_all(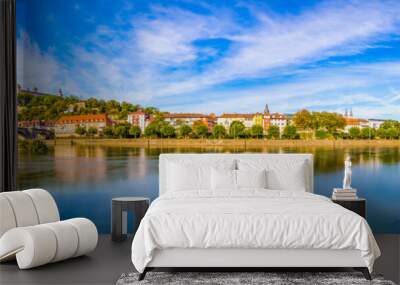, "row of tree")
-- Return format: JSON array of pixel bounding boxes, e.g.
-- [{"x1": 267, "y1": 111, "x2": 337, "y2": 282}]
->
[
  {"x1": 347, "y1": 125, "x2": 400, "y2": 139},
  {"x1": 293, "y1": 110, "x2": 400, "y2": 139},
  {"x1": 75, "y1": 120, "x2": 299, "y2": 139},
  {"x1": 76, "y1": 119, "x2": 400, "y2": 140}
]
